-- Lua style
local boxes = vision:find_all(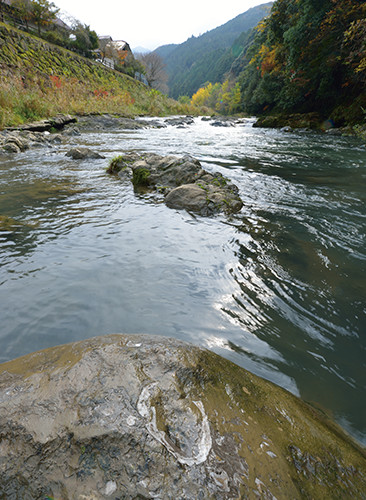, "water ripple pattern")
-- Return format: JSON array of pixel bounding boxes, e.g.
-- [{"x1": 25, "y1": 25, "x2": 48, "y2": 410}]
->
[{"x1": 0, "y1": 117, "x2": 365, "y2": 445}]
